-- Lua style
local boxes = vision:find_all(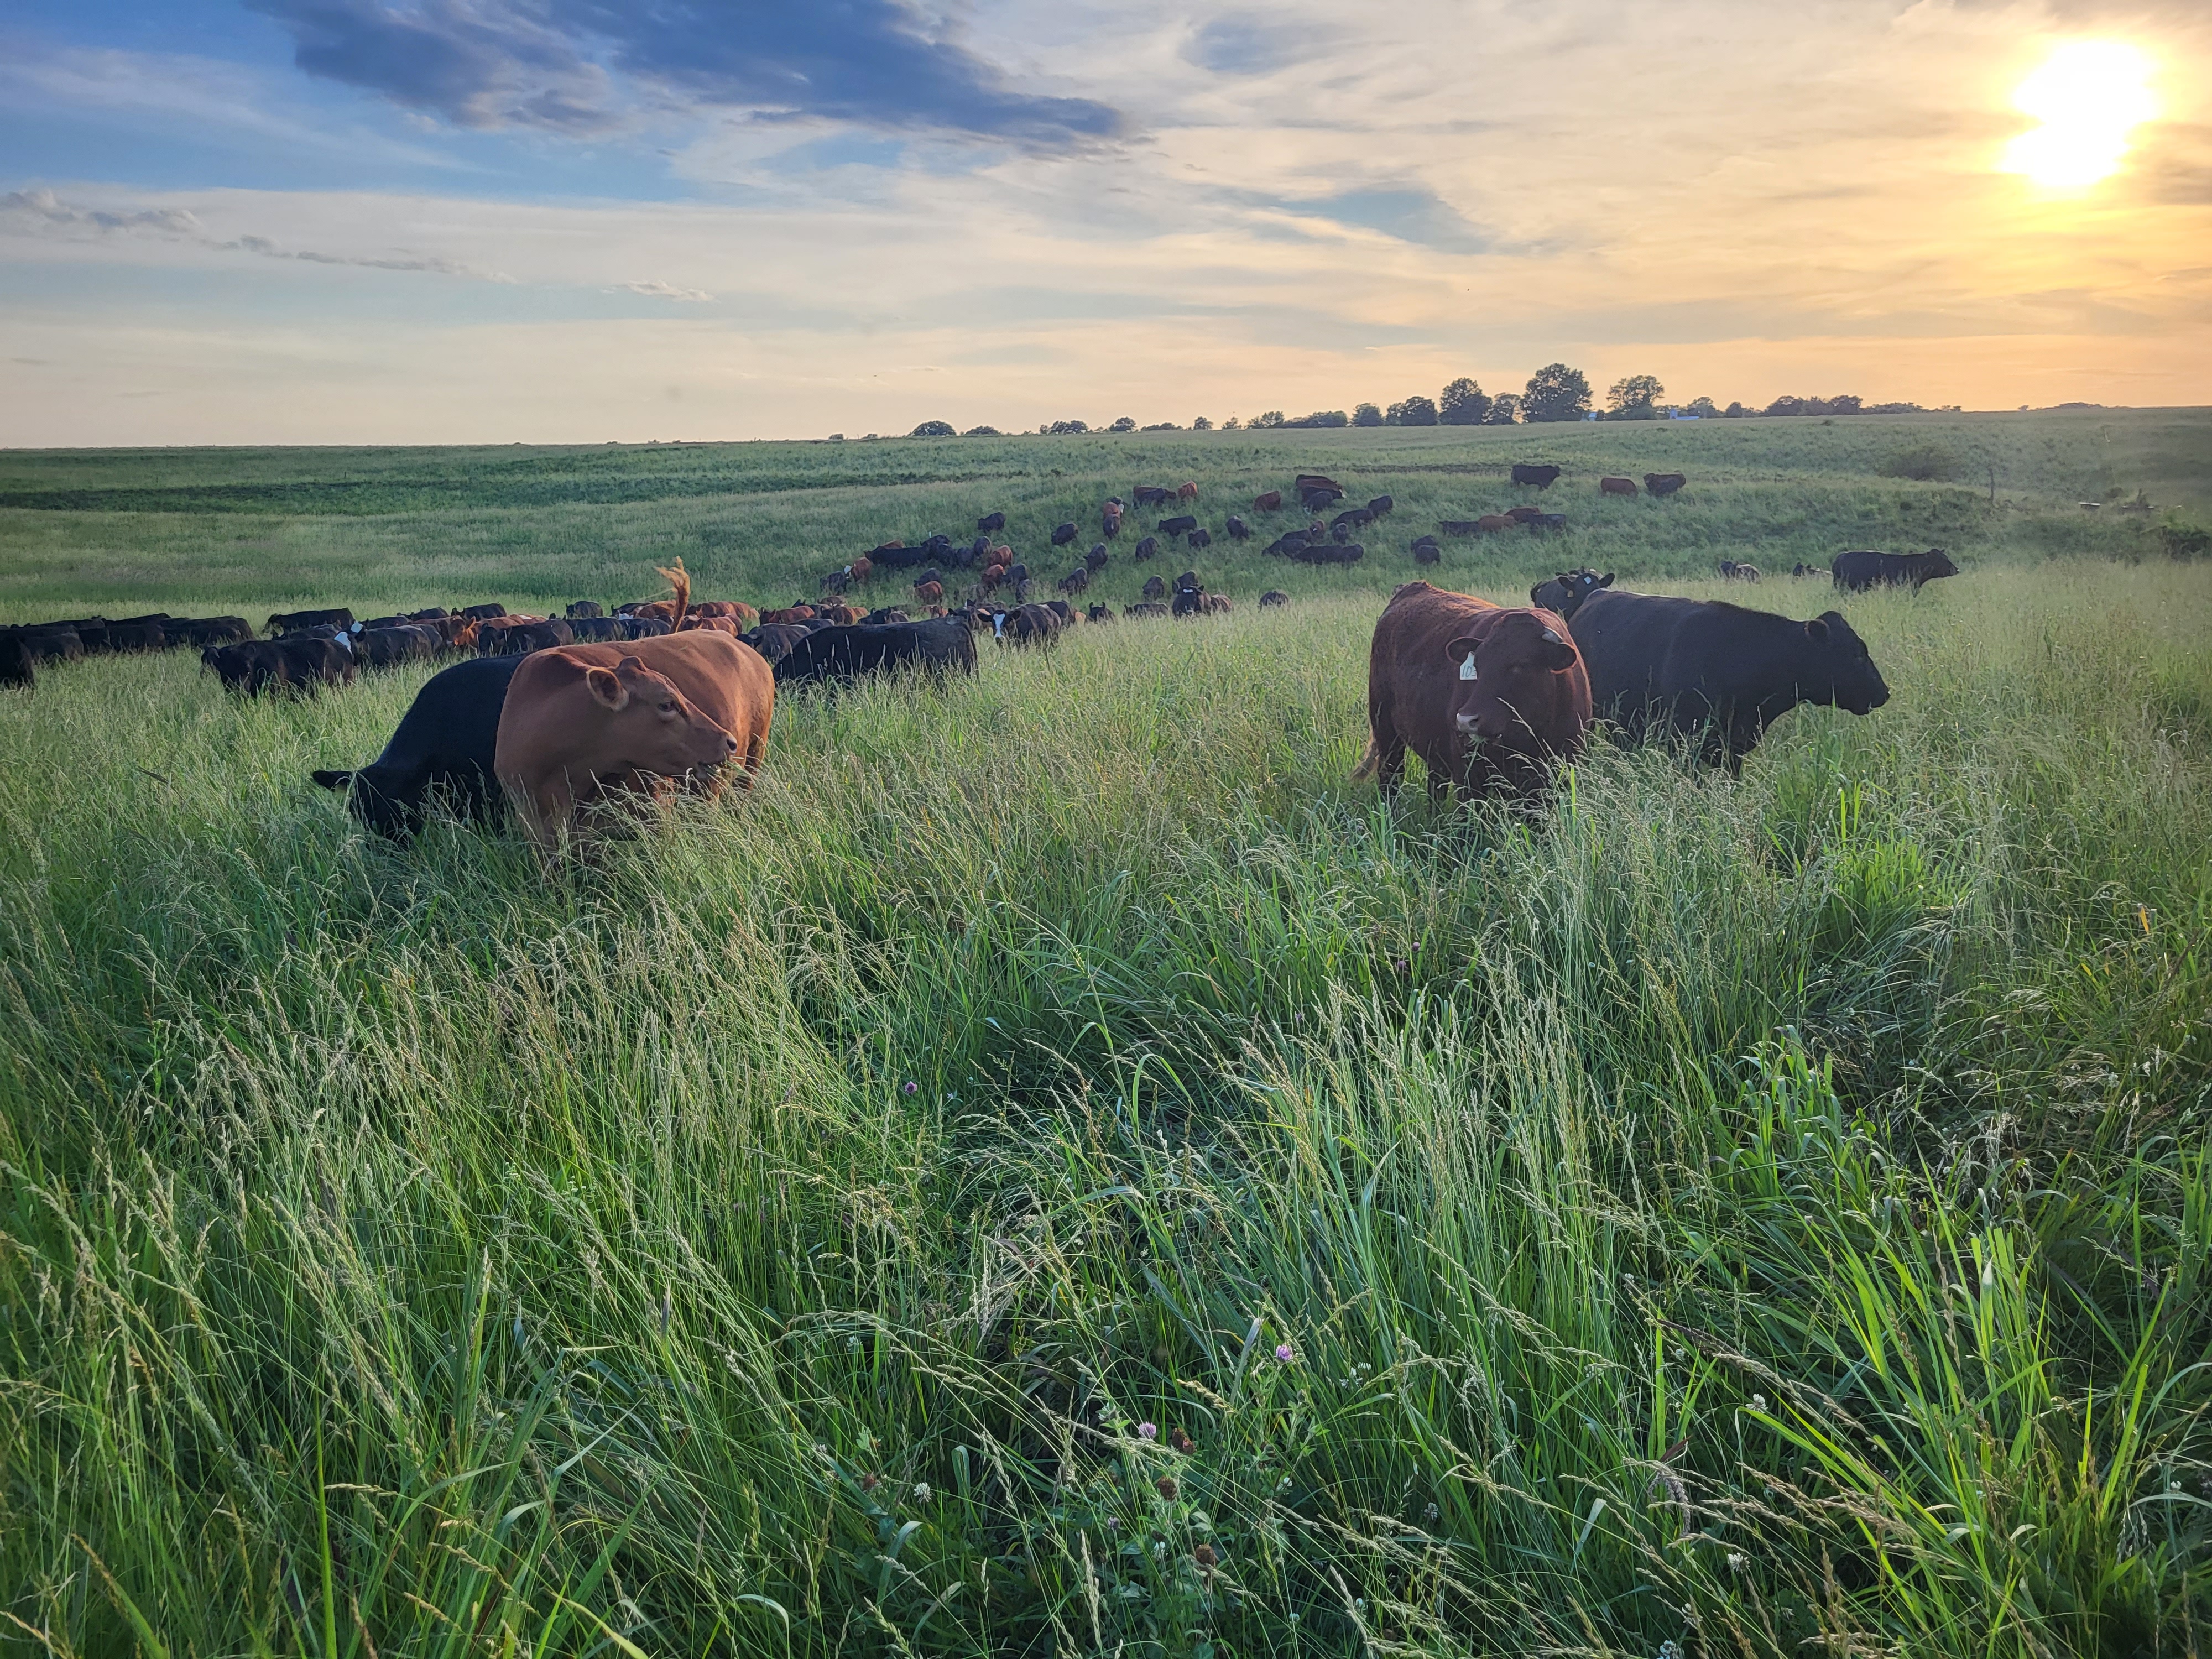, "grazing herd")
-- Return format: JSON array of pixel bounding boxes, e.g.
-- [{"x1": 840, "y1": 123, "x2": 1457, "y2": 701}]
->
[{"x1": 4, "y1": 460, "x2": 1964, "y2": 848}]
